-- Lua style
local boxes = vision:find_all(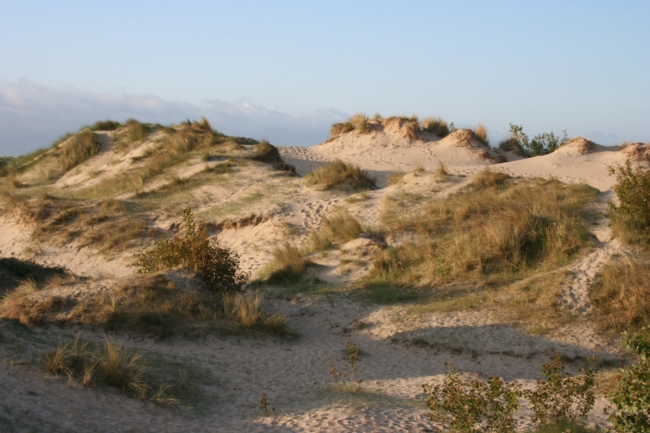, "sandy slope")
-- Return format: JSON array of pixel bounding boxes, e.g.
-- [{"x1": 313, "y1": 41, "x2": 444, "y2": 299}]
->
[{"x1": 0, "y1": 126, "x2": 646, "y2": 432}]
